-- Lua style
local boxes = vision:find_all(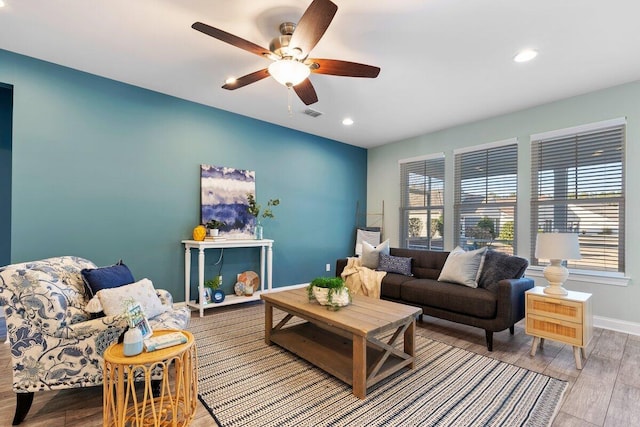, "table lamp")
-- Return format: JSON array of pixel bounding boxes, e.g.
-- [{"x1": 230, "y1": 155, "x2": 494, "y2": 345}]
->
[{"x1": 535, "y1": 232, "x2": 582, "y2": 296}]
